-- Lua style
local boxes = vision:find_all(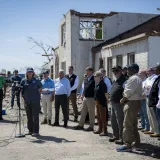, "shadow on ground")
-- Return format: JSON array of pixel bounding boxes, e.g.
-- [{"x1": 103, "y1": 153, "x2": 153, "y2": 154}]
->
[
  {"x1": 131, "y1": 143, "x2": 160, "y2": 159},
  {"x1": 26, "y1": 135, "x2": 76, "y2": 144},
  {"x1": 0, "y1": 119, "x2": 18, "y2": 124}
]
